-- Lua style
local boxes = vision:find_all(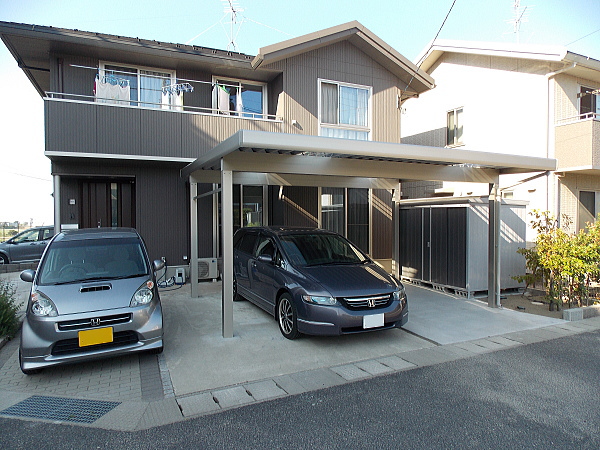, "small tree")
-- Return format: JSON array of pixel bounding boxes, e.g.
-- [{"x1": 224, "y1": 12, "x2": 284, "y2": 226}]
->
[
  {"x1": 515, "y1": 210, "x2": 600, "y2": 309},
  {"x1": 0, "y1": 278, "x2": 20, "y2": 339}
]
